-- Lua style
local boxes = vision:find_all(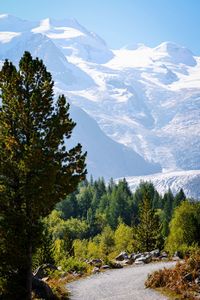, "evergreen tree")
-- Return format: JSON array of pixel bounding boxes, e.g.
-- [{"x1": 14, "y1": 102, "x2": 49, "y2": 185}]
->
[
  {"x1": 32, "y1": 224, "x2": 55, "y2": 270},
  {"x1": 0, "y1": 52, "x2": 86, "y2": 299},
  {"x1": 132, "y1": 181, "x2": 158, "y2": 225},
  {"x1": 136, "y1": 192, "x2": 161, "y2": 252},
  {"x1": 56, "y1": 192, "x2": 78, "y2": 220},
  {"x1": 162, "y1": 189, "x2": 174, "y2": 237},
  {"x1": 108, "y1": 179, "x2": 132, "y2": 228},
  {"x1": 173, "y1": 188, "x2": 186, "y2": 209}
]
